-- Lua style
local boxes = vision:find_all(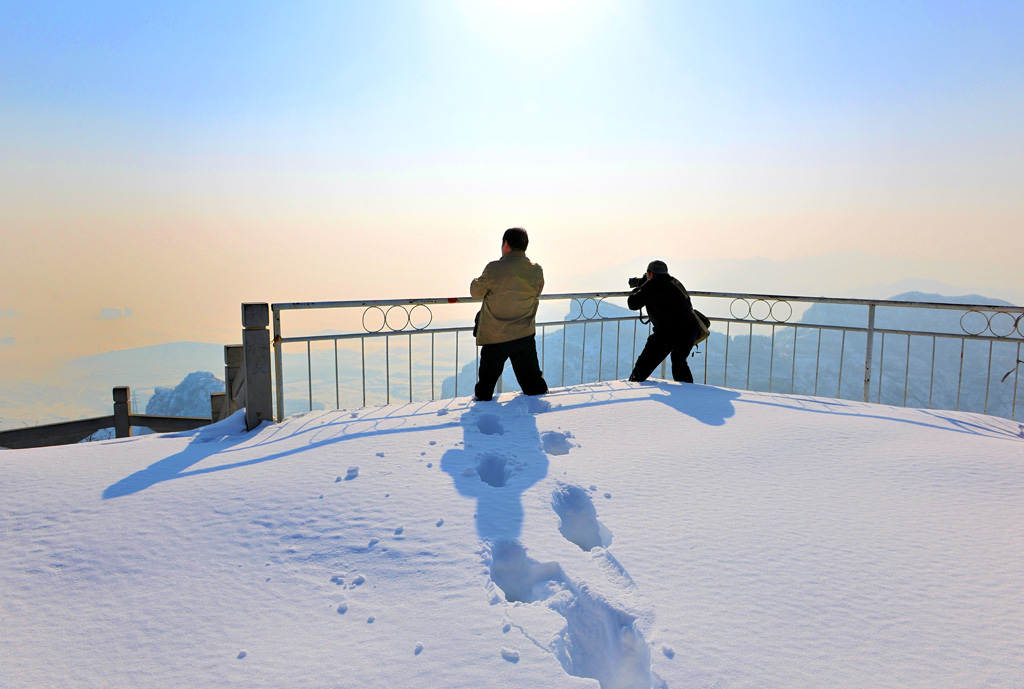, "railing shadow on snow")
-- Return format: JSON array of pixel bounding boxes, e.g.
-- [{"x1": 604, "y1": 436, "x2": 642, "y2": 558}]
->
[
  {"x1": 101, "y1": 399, "x2": 469, "y2": 498},
  {"x1": 101, "y1": 382, "x2": 732, "y2": 501},
  {"x1": 100, "y1": 377, "x2": 1021, "y2": 502}
]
